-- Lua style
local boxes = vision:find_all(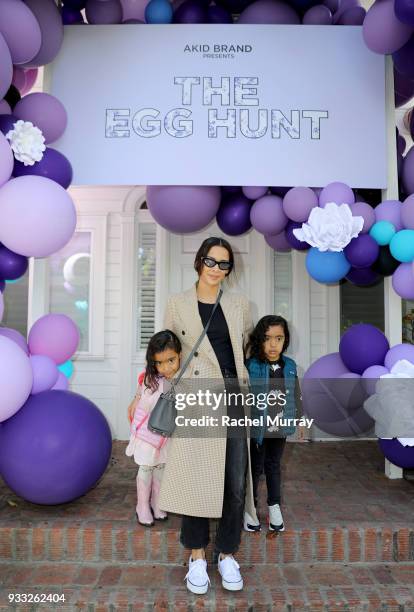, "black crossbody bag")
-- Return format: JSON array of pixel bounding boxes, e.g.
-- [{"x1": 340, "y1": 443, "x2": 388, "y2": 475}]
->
[{"x1": 148, "y1": 289, "x2": 223, "y2": 437}]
